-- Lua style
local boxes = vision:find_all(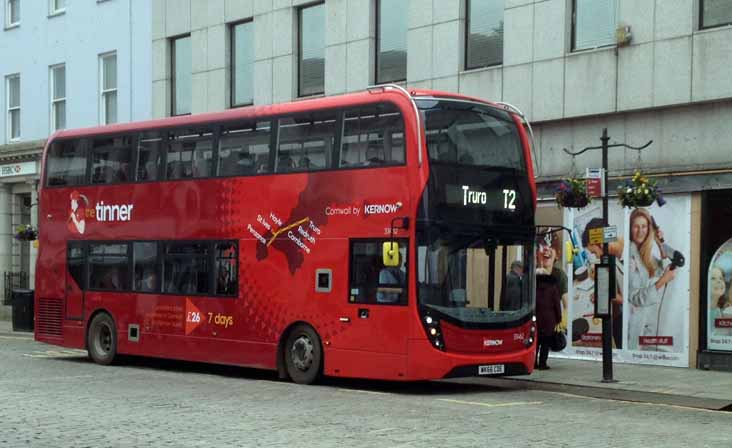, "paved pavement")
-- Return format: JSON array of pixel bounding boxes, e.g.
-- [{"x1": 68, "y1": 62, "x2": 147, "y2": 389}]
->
[{"x1": 1, "y1": 319, "x2": 730, "y2": 414}]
